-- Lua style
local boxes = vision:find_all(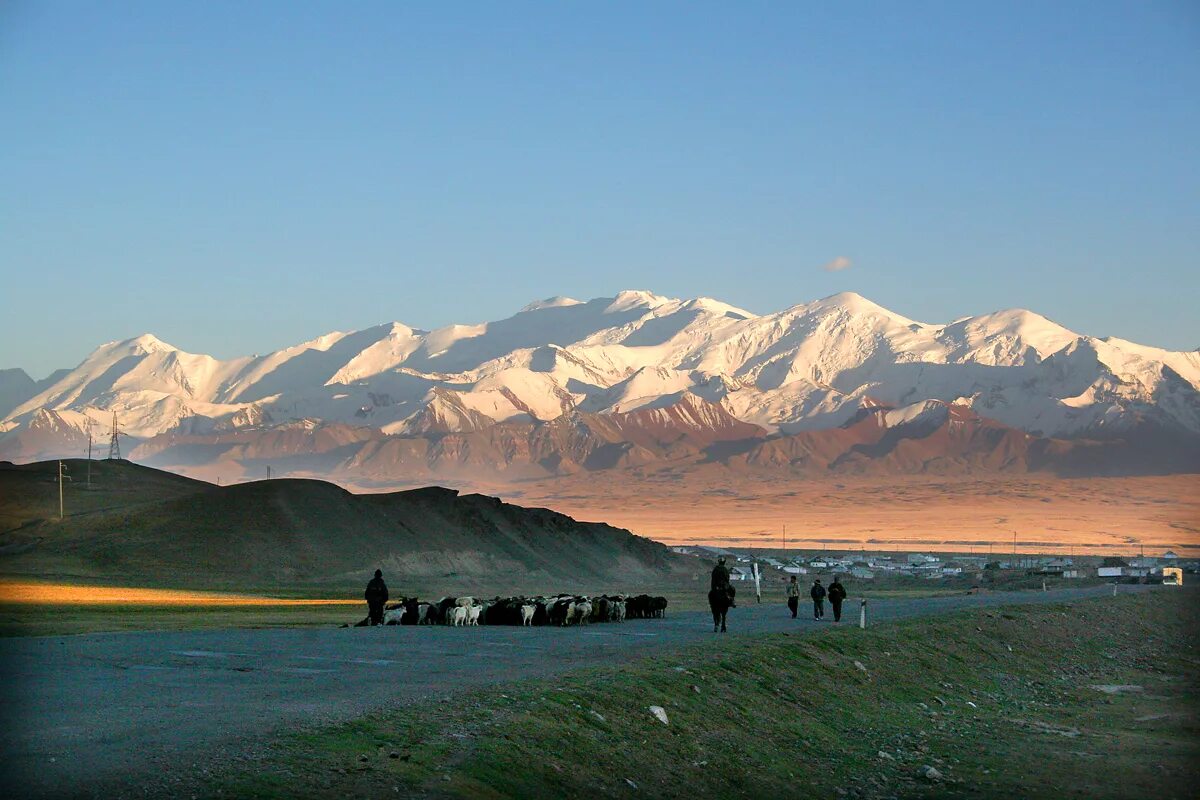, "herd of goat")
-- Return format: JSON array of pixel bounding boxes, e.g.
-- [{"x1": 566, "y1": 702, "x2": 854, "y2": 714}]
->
[{"x1": 377, "y1": 594, "x2": 669, "y2": 627}]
